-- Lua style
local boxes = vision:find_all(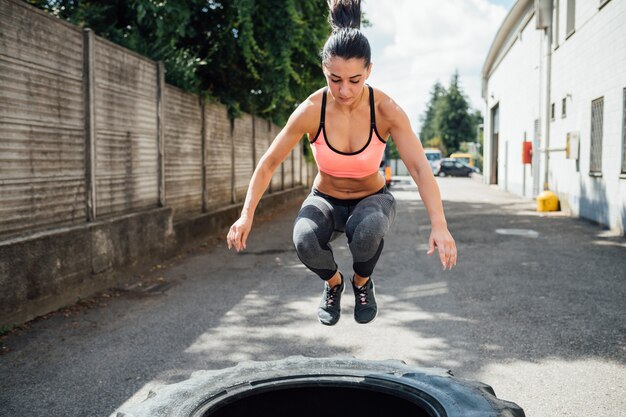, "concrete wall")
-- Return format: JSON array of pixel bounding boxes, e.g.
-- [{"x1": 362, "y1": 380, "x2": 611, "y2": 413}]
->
[
  {"x1": 0, "y1": 187, "x2": 306, "y2": 328},
  {"x1": 0, "y1": 0, "x2": 312, "y2": 327},
  {"x1": 483, "y1": 0, "x2": 626, "y2": 232}
]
